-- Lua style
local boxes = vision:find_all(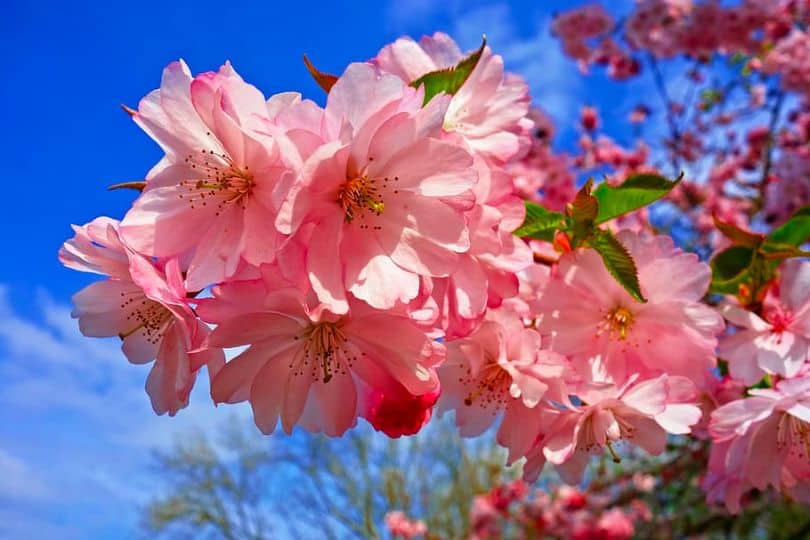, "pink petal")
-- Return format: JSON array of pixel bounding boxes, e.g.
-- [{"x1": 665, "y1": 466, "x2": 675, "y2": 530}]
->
[
  {"x1": 656, "y1": 403, "x2": 702, "y2": 434},
  {"x1": 628, "y1": 415, "x2": 667, "y2": 455},
  {"x1": 120, "y1": 186, "x2": 219, "y2": 258},
  {"x1": 309, "y1": 373, "x2": 358, "y2": 436},
  {"x1": 146, "y1": 324, "x2": 193, "y2": 416},
  {"x1": 280, "y1": 347, "x2": 313, "y2": 433},
  {"x1": 306, "y1": 214, "x2": 349, "y2": 314},
  {"x1": 720, "y1": 303, "x2": 771, "y2": 331},
  {"x1": 208, "y1": 313, "x2": 303, "y2": 348},
  {"x1": 779, "y1": 259, "x2": 810, "y2": 312},
  {"x1": 250, "y1": 349, "x2": 300, "y2": 434},
  {"x1": 343, "y1": 236, "x2": 419, "y2": 310}
]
